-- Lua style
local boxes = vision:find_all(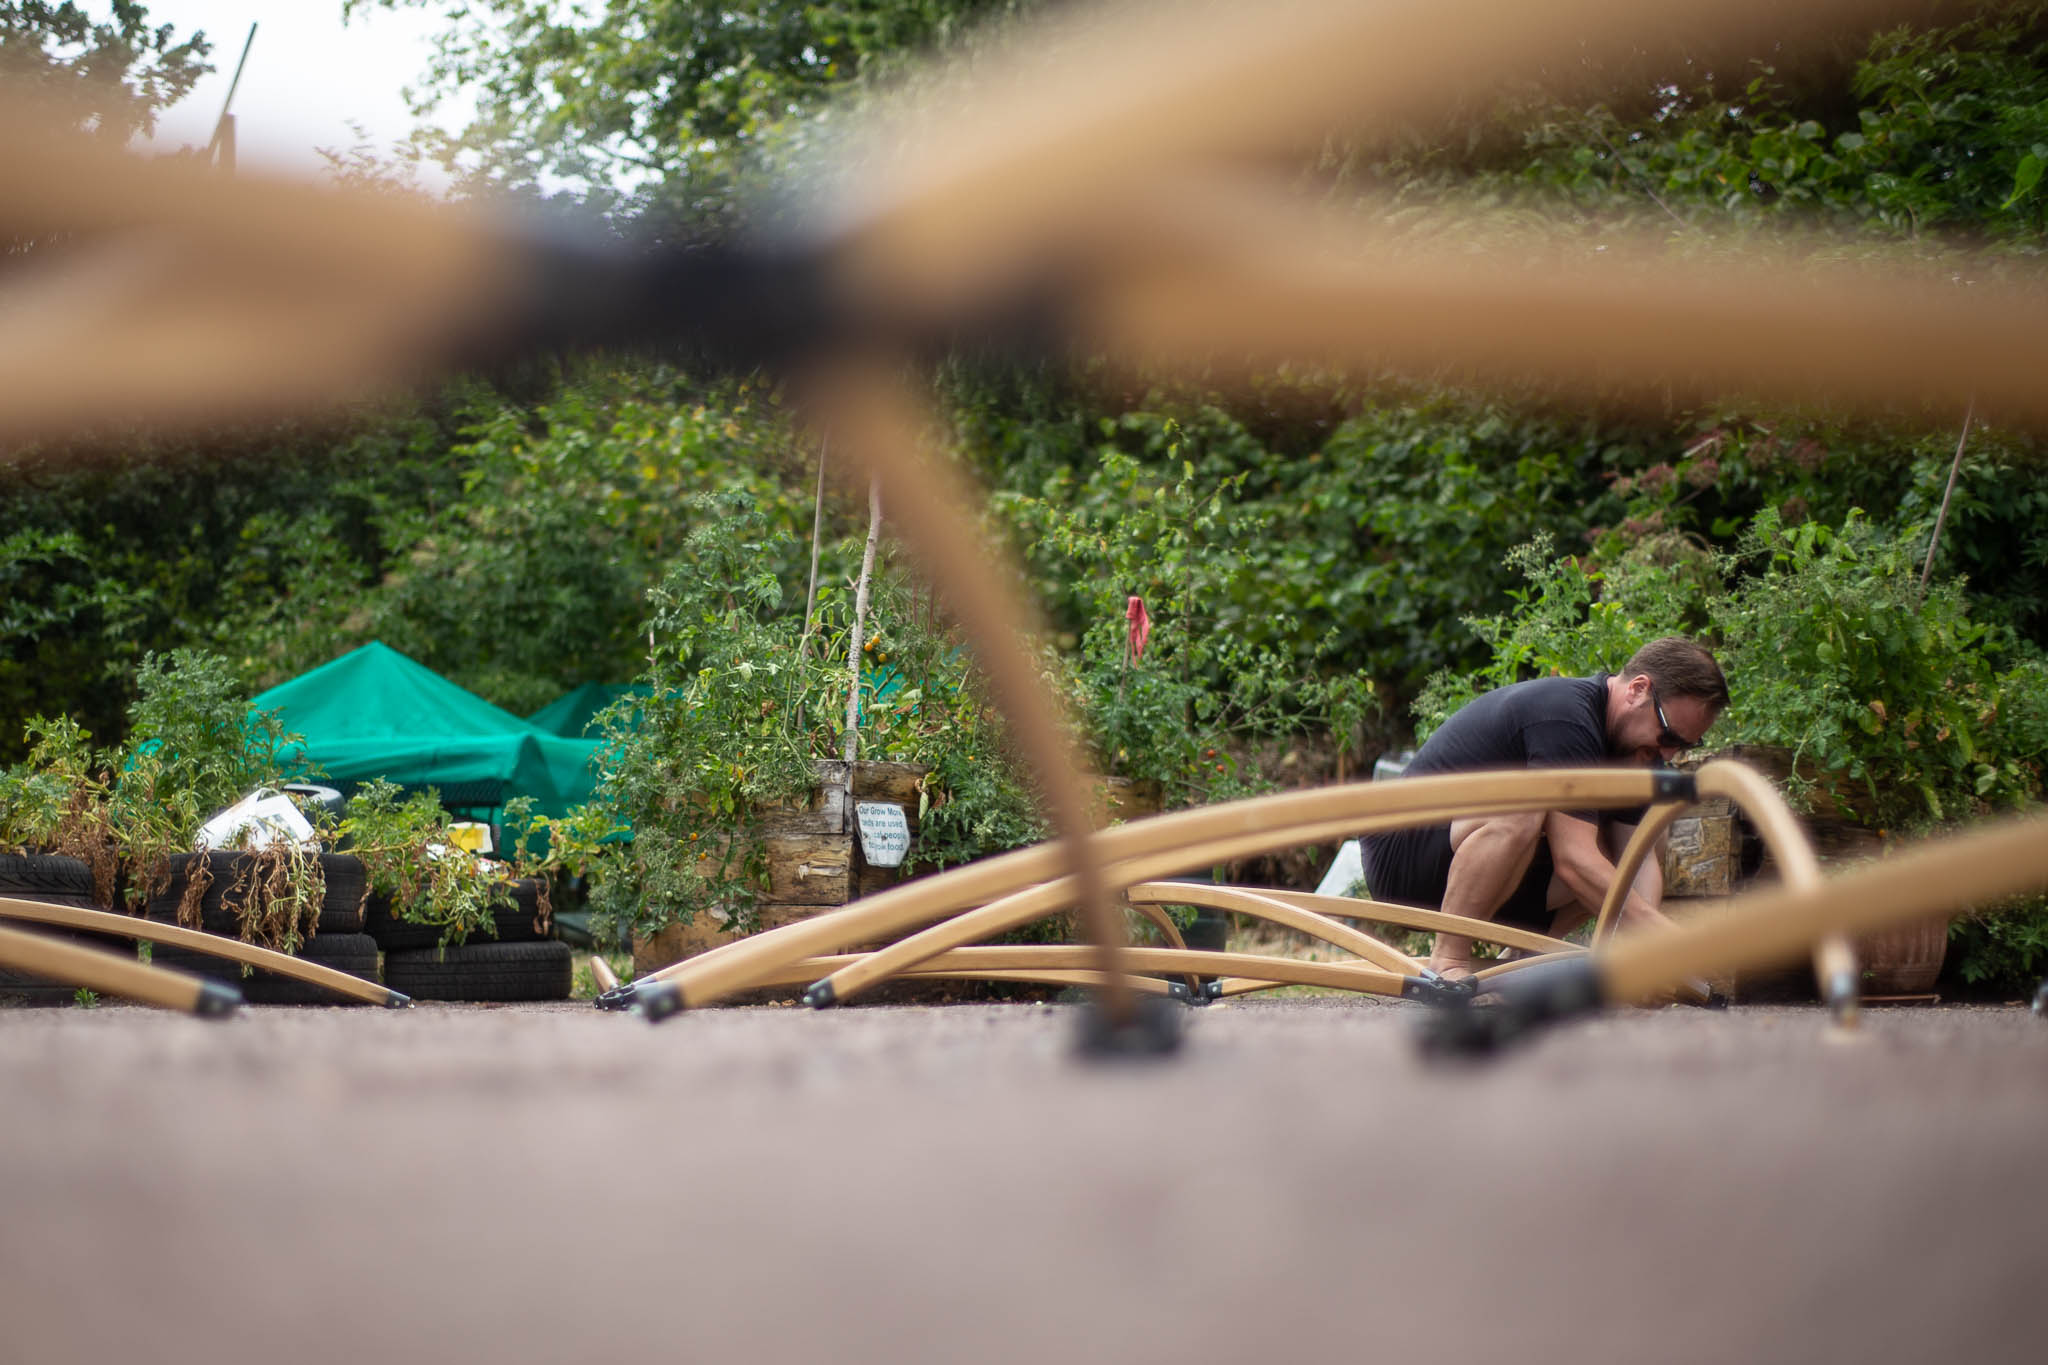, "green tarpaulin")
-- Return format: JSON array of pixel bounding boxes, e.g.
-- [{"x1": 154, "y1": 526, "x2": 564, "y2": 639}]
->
[
  {"x1": 251, "y1": 642, "x2": 599, "y2": 818},
  {"x1": 525, "y1": 683, "x2": 649, "y2": 739}
]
